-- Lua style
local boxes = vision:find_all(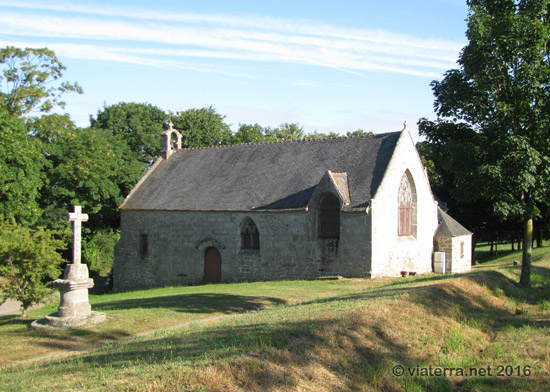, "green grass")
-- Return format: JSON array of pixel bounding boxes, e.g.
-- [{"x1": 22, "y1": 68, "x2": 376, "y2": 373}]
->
[
  {"x1": 1, "y1": 246, "x2": 549, "y2": 391},
  {"x1": 474, "y1": 240, "x2": 550, "y2": 263},
  {"x1": 0, "y1": 278, "x2": 391, "y2": 365}
]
